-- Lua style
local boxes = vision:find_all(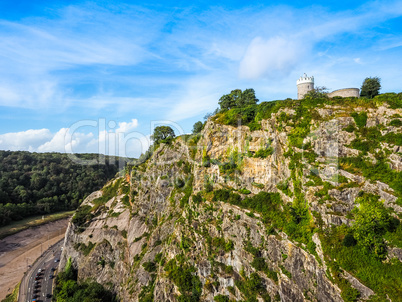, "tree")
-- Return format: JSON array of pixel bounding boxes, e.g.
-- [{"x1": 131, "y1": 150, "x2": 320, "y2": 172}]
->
[
  {"x1": 360, "y1": 77, "x2": 381, "y2": 99},
  {"x1": 352, "y1": 194, "x2": 391, "y2": 259},
  {"x1": 192, "y1": 121, "x2": 204, "y2": 134},
  {"x1": 304, "y1": 86, "x2": 329, "y2": 99},
  {"x1": 151, "y1": 126, "x2": 176, "y2": 144},
  {"x1": 218, "y1": 89, "x2": 259, "y2": 111}
]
